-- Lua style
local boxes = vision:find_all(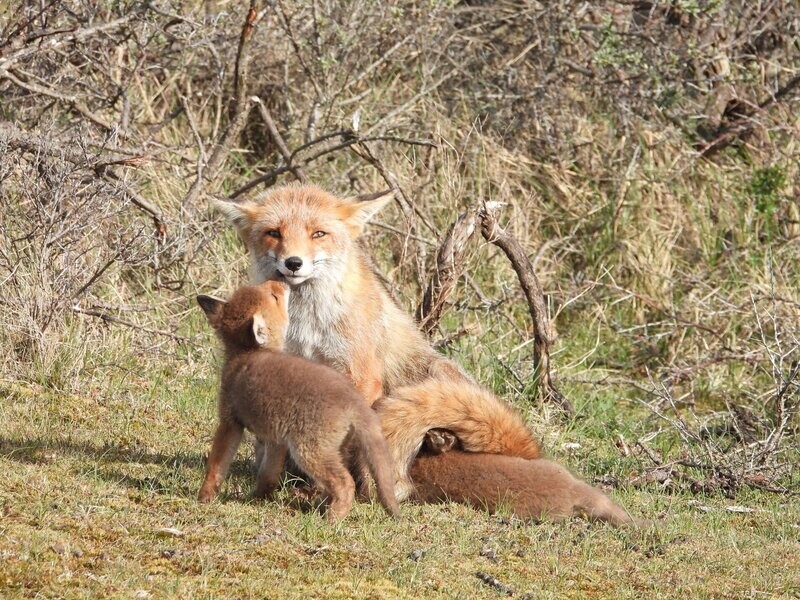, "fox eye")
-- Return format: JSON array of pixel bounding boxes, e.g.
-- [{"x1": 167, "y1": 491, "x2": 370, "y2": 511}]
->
[
  {"x1": 271, "y1": 293, "x2": 279, "y2": 302},
  {"x1": 265, "y1": 229, "x2": 281, "y2": 239},
  {"x1": 311, "y1": 231, "x2": 326, "y2": 239}
]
